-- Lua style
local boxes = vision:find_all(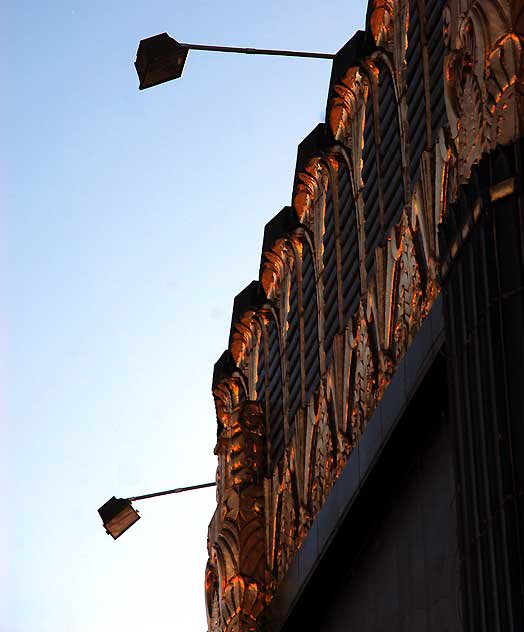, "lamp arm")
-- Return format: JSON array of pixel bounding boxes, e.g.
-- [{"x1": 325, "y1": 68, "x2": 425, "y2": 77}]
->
[
  {"x1": 181, "y1": 43, "x2": 335, "y2": 60},
  {"x1": 126, "y1": 481, "x2": 216, "y2": 502}
]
